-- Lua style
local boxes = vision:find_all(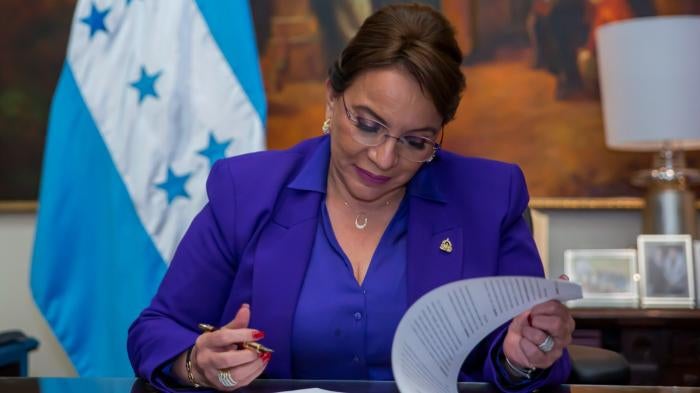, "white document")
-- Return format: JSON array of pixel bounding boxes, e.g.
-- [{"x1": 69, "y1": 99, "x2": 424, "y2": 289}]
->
[{"x1": 391, "y1": 276, "x2": 582, "y2": 393}]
